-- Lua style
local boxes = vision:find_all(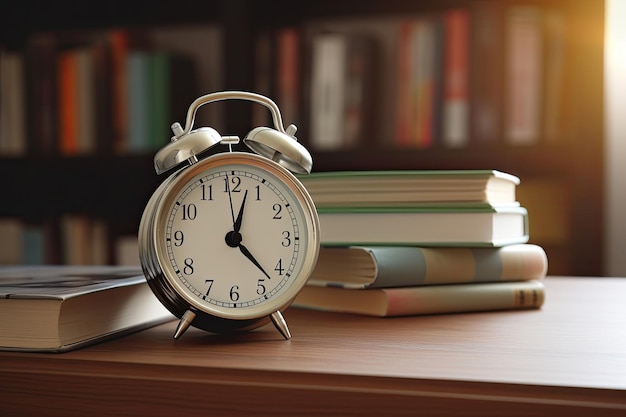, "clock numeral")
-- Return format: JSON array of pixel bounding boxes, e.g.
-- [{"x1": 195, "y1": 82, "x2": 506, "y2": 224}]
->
[
  {"x1": 230, "y1": 285, "x2": 240, "y2": 302},
  {"x1": 201, "y1": 184, "x2": 213, "y2": 201},
  {"x1": 173, "y1": 230, "x2": 184, "y2": 246},
  {"x1": 255, "y1": 185, "x2": 261, "y2": 201},
  {"x1": 272, "y1": 203, "x2": 282, "y2": 219},
  {"x1": 257, "y1": 279, "x2": 266, "y2": 295},
  {"x1": 281, "y1": 230, "x2": 291, "y2": 247},
  {"x1": 274, "y1": 259, "x2": 285, "y2": 276},
  {"x1": 181, "y1": 204, "x2": 197, "y2": 220},
  {"x1": 224, "y1": 176, "x2": 241, "y2": 193},
  {"x1": 205, "y1": 279, "x2": 214, "y2": 296},
  {"x1": 183, "y1": 258, "x2": 194, "y2": 275}
]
